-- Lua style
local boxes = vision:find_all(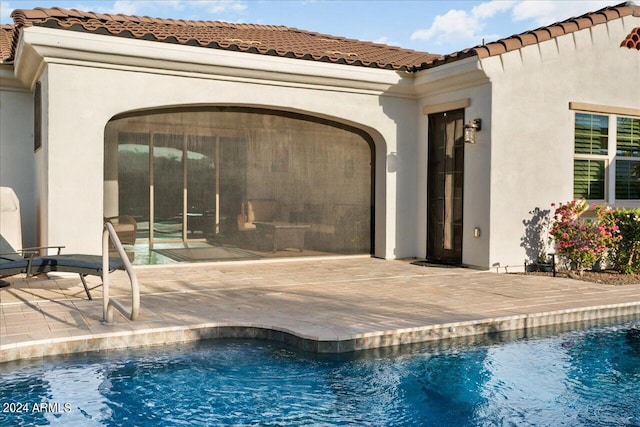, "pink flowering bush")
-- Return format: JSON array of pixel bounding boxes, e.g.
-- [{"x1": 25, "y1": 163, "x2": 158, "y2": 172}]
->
[{"x1": 549, "y1": 199, "x2": 621, "y2": 275}]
